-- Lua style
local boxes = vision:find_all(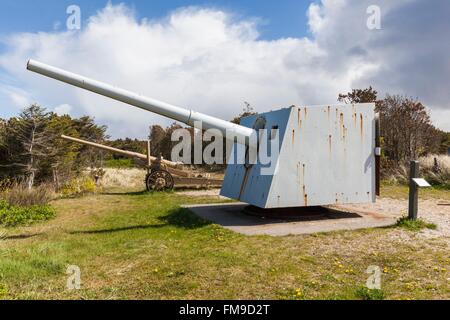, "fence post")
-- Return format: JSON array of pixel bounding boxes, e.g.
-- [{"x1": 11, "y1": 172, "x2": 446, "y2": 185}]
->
[{"x1": 408, "y1": 160, "x2": 419, "y2": 220}]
